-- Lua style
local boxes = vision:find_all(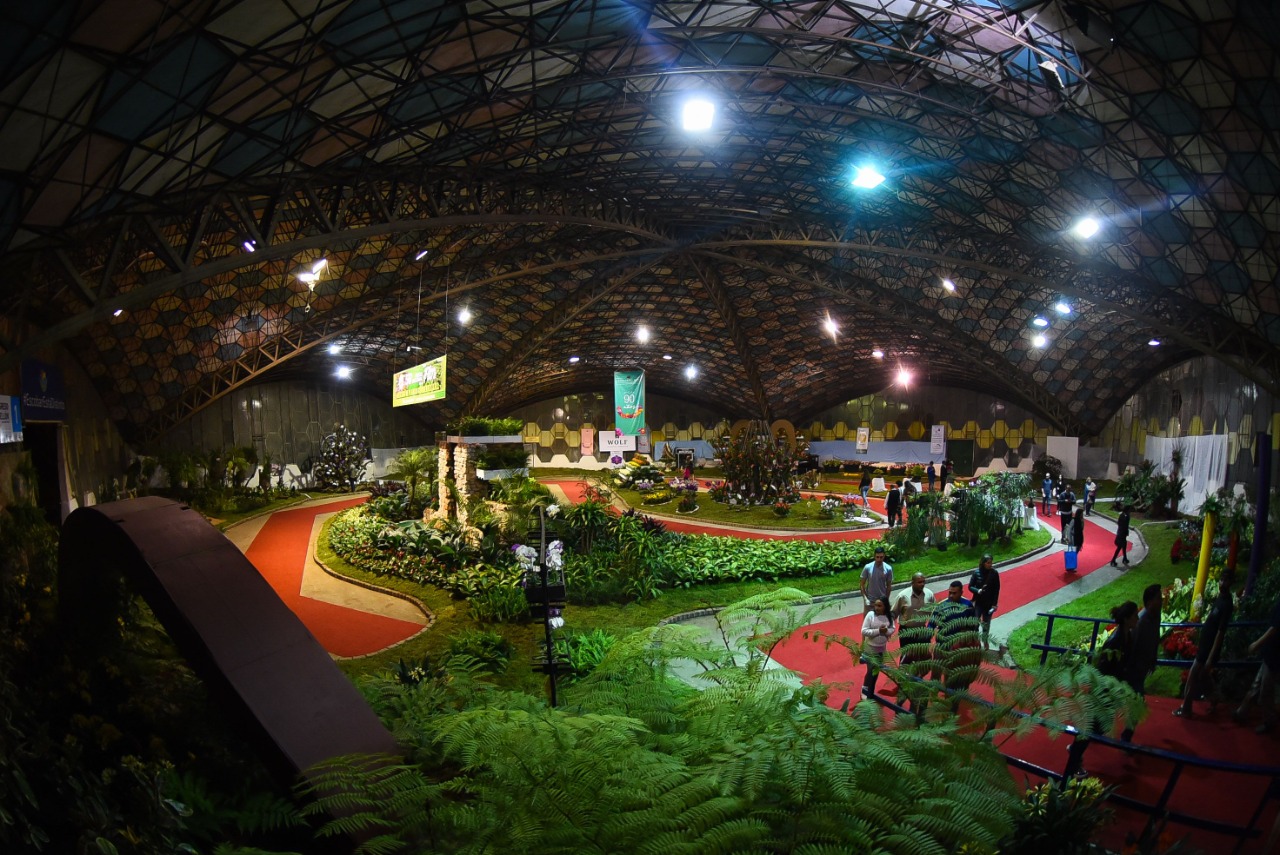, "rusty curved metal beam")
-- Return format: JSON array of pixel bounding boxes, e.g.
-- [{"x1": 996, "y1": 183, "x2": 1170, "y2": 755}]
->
[{"x1": 58, "y1": 497, "x2": 399, "y2": 787}]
